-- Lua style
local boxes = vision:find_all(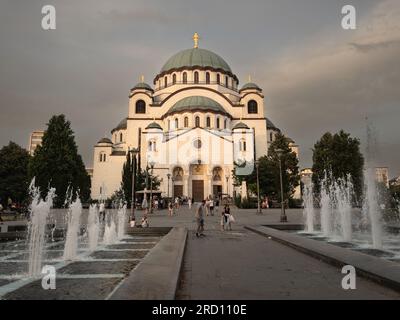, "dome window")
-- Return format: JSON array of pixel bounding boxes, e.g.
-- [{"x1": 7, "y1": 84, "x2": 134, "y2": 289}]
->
[
  {"x1": 172, "y1": 74, "x2": 177, "y2": 84},
  {"x1": 195, "y1": 116, "x2": 200, "y2": 127},
  {"x1": 119, "y1": 133, "x2": 123, "y2": 143},
  {"x1": 216, "y1": 74, "x2": 220, "y2": 84},
  {"x1": 216, "y1": 118, "x2": 220, "y2": 129},
  {"x1": 225, "y1": 76, "x2": 228, "y2": 87},
  {"x1": 99, "y1": 152, "x2": 106, "y2": 162},
  {"x1": 174, "y1": 118, "x2": 179, "y2": 129},
  {"x1": 184, "y1": 117, "x2": 189, "y2": 128},
  {"x1": 206, "y1": 116, "x2": 211, "y2": 128},
  {"x1": 164, "y1": 76, "x2": 167, "y2": 88},
  {"x1": 206, "y1": 72, "x2": 210, "y2": 84},
  {"x1": 183, "y1": 72, "x2": 187, "y2": 84},
  {"x1": 248, "y1": 100, "x2": 258, "y2": 114},
  {"x1": 194, "y1": 71, "x2": 199, "y2": 84},
  {"x1": 135, "y1": 100, "x2": 146, "y2": 114},
  {"x1": 224, "y1": 119, "x2": 227, "y2": 129}
]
